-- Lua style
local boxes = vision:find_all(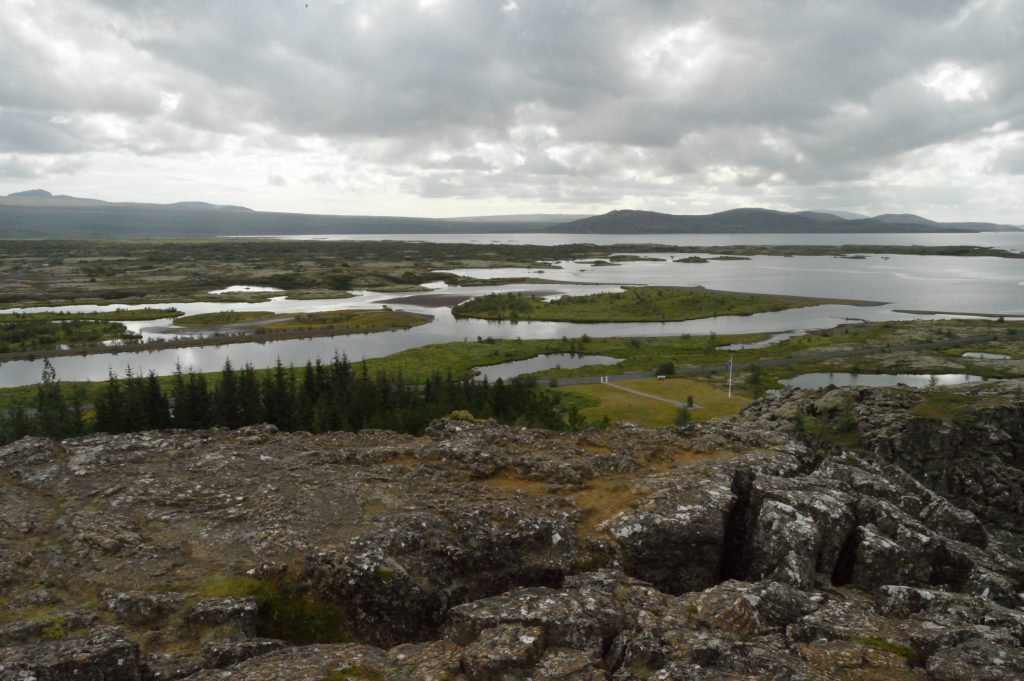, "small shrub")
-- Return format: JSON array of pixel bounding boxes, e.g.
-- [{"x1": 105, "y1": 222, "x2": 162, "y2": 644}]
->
[
  {"x1": 41, "y1": 616, "x2": 68, "y2": 640},
  {"x1": 675, "y1": 407, "x2": 692, "y2": 426}
]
